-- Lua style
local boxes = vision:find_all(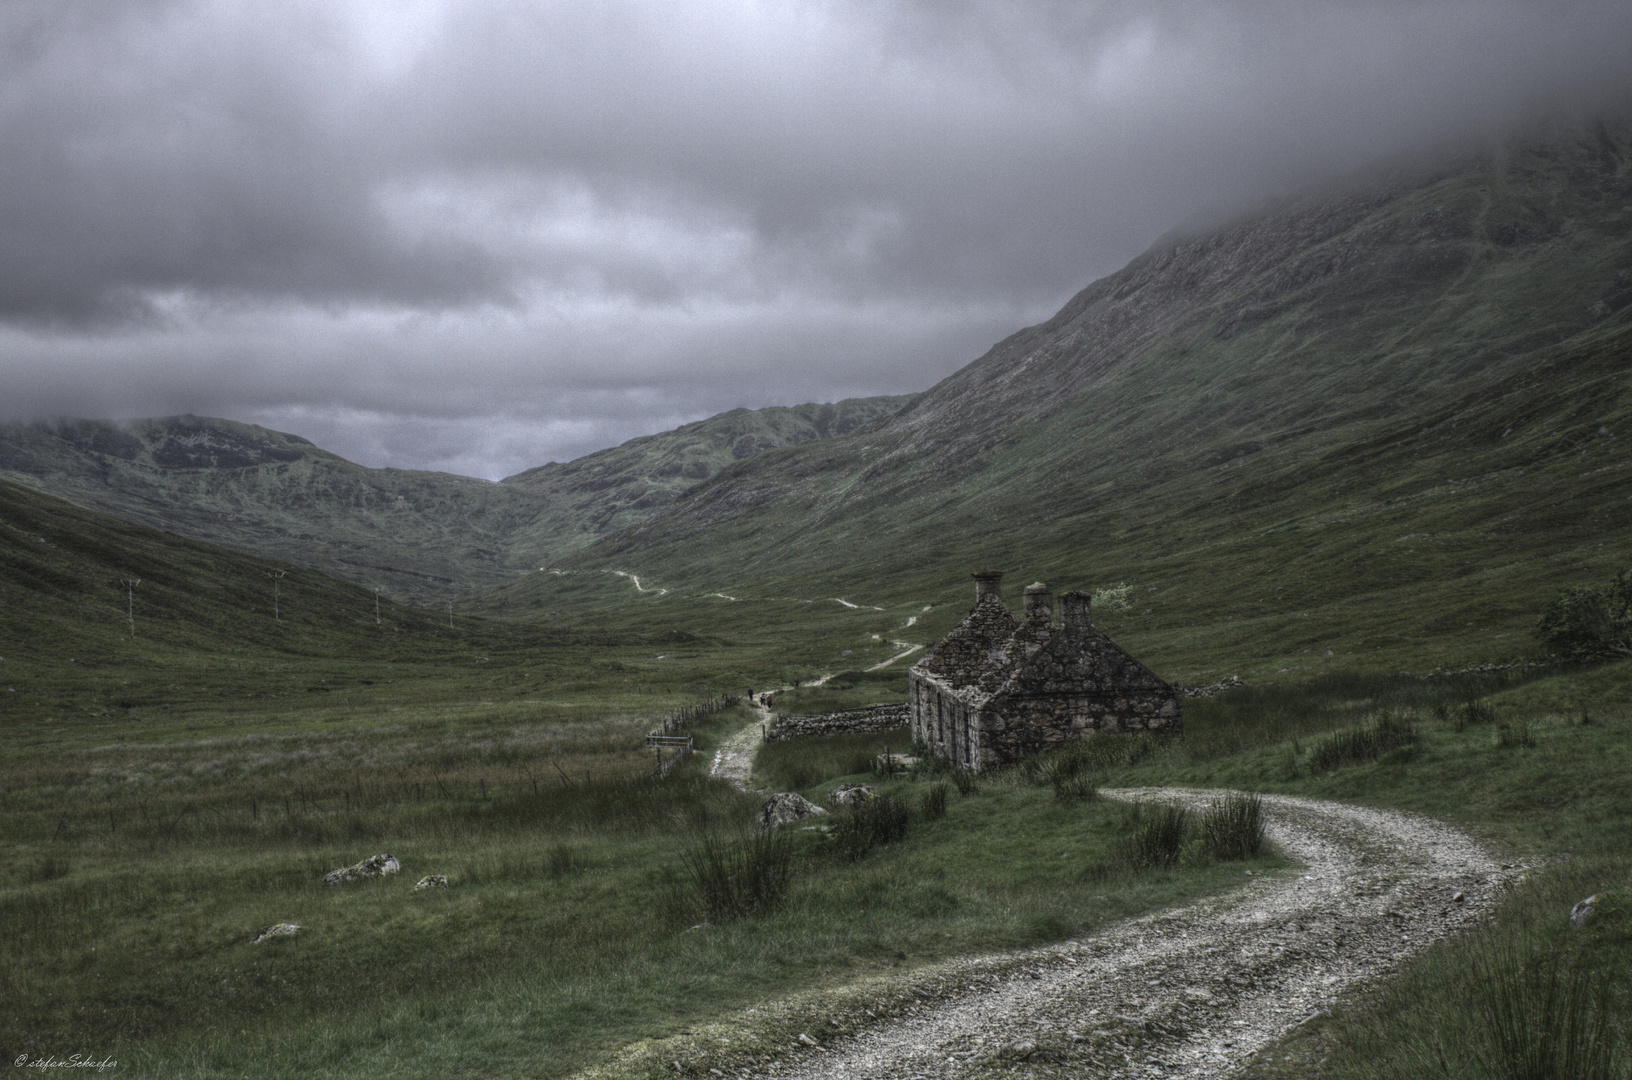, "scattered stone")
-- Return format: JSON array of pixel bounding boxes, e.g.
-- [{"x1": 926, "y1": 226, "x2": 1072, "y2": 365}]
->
[
  {"x1": 1000, "y1": 1040, "x2": 1036, "y2": 1059},
  {"x1": 1570, "y1": 894, "x2": 1599, "y2": 929},
  {"x1": 685, "y1": 923, "x2": 714, "y2": 933},
  {"x1": 797, "y1": 1033, "x2": 820, "y2": 1047},
  {"x1": 252, "y1": 922, "x2": 300, "y2": 944},
  {"x1": 412, "y1": 874, "x2": 448, "y2": 891},
  {"x1": 322, "y1": 853, "x2": 401, "y2": 886},
  {"x1": 1452, "y1": 891, "x2": 1465, "y2": 903},
  {"x1": 755, "y1": 793, "x2": 828, "y2": 832},
  {"x1": 828, "y1": 782, "x2": 875, "y2": 808}
]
